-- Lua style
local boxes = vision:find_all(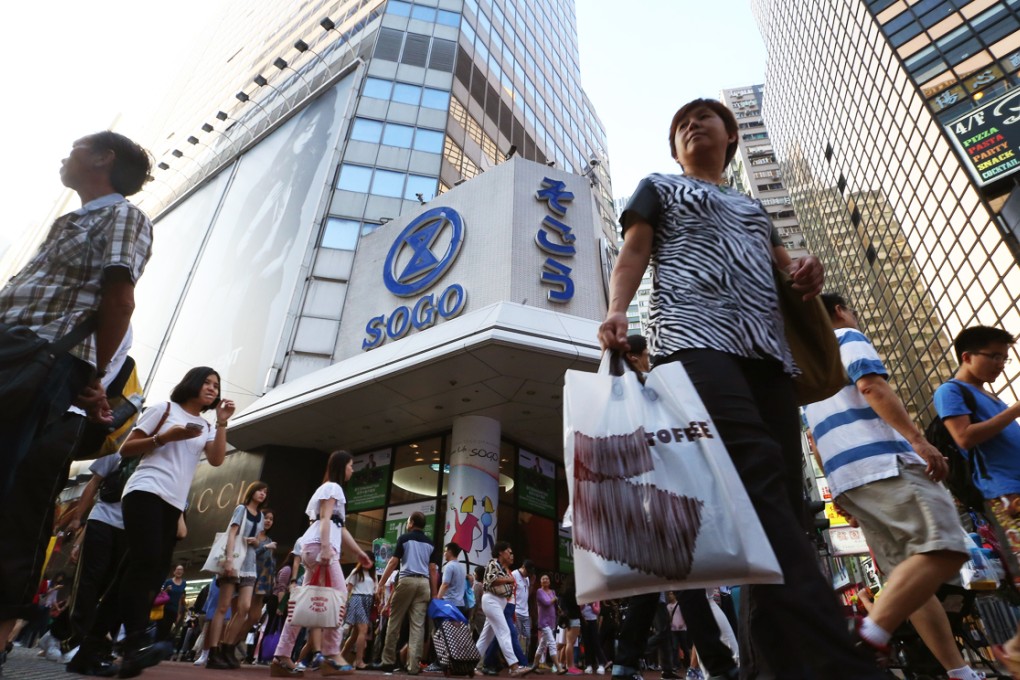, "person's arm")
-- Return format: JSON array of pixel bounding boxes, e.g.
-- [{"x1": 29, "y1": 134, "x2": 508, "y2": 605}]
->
[
  {"x1": 67, "y1": 474, "x2": 101, "y2": 532},
  {"x1": 94, "y1": 269, "x2": 135, "y2": 379},
  {"x1": 376, "y1": 556, "x2": 400, "y2": 596},
  {"x1": 437, "y1": 565, "x2": 450, "y2": 600},
  {"x1": 856, "y1": 374, "x2": 948, "y2": 481},
  {"x1": 772, "y1": 245, "x2": 824, "y2": 301},
  {"x1": 598, "y1": 221, "x2": 653, "y2": 352},
  {"x1": 223, "y1": 522, "x2": 241, "y2": 577},
  {"x1": 204, "y1": 400, "x2": 235, "y2": 467},
  {"x1": 944, "y1": 402, "x2": 1020, "y2": 449},
  {"x1": 429, "y1": 562, "x2": 439, "y2": 599},
  {"x1": 340, "y1": 527, "x2": 372, "y2": 568},
  {"x1": 318, "y1": 498, "x2": 335, "y2": 561}
]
